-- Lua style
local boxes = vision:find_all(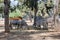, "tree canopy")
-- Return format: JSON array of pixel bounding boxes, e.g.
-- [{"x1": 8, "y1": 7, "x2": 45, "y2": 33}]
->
[
  {"x1": 0, "y1": 0, "x2": 4, "y2": 3},
  {"x1": 0, "y1": 3, "x2": 4, "y2": 13},
  {"x1": 23, "y1": 0, "x2": 38, "y2": 10}
]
